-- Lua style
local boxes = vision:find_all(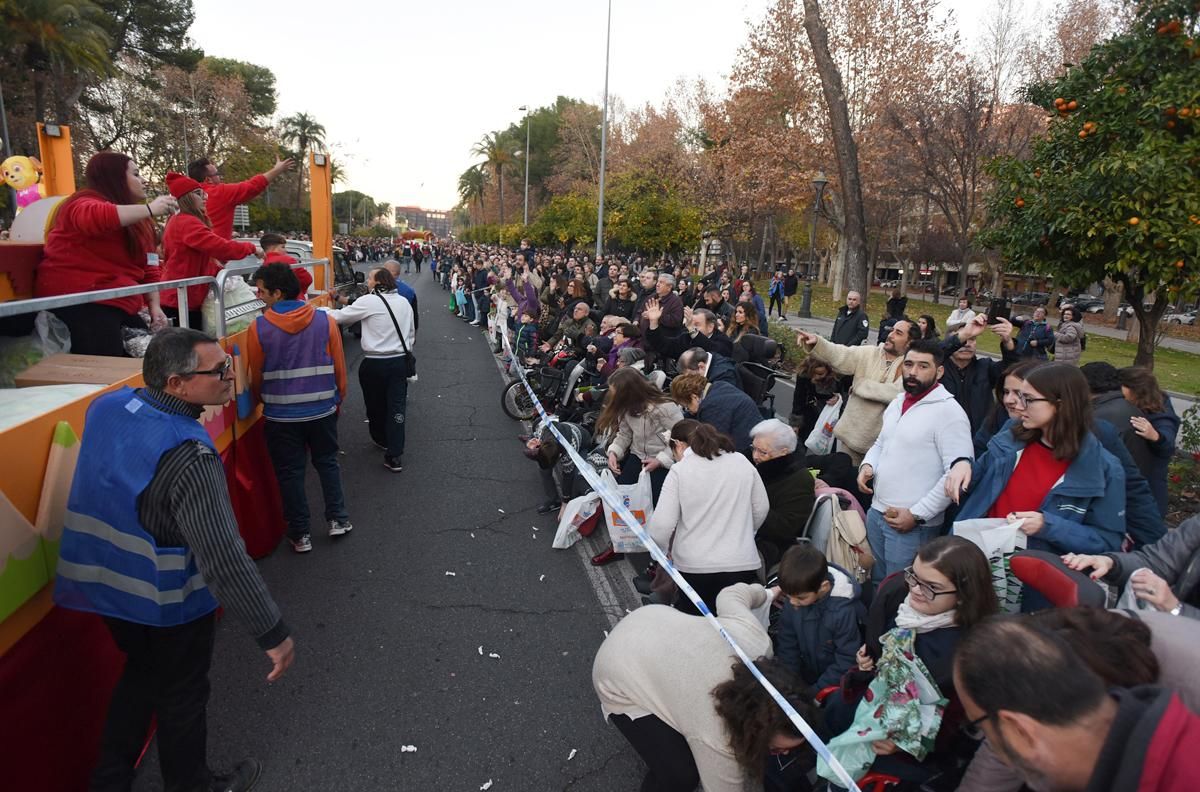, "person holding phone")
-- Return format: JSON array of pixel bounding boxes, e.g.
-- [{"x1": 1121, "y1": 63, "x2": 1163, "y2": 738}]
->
[{"x1": 35, "y1": 151, "x2": 177, "y2": 355}]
